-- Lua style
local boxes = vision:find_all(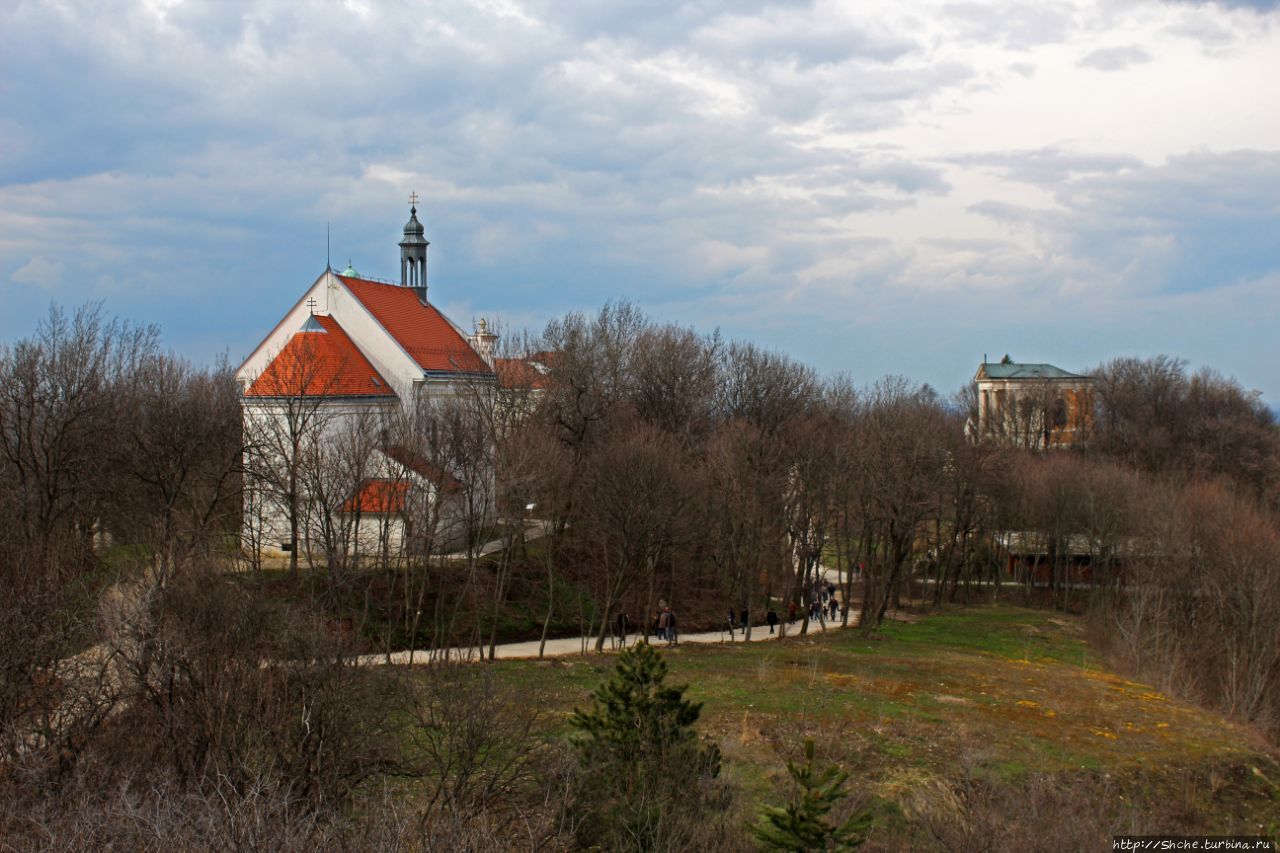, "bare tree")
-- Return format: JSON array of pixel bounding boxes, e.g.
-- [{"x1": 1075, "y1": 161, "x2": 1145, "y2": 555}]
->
[
  {"x1": 577, "y1": 425, "x2": 693, "y2": 651},
  {"x1": 297, "y1": 407, "x2": 385, "y2": 582},
  {"x1": 629, "y1": 324, "x2": 721, "y2": 446},
  {"x1": 1091, "y1": 355, "x2": 1278, "y2": 499},
  {"x1": 540, "y1": 301, "x2": 647, "y2": 455},
  {"x1": 241, "y1": 331, "x2": 348, "y2": 578},
  {"x1": 519, "y1": 426, "x2": 574, "y2": 658},
  {"x1": 1100, "y1": 479, "x2": 1280, "y2": 740},
  {"x1": 706, "y1": 420, "x2": 788, "y2": 640},
  {"x1": 0, "y1": 304, "x2": 155, "y2": 777},
  {"x1": 780, "y1": 411, "x2": 843, "y2": 636},
  {"x1": 111, "y1": 353, "x2": 244, "y2": 570},
  {"x1": 0, "y1": 303, "x2": 156, "y2": 554},
  {"x1": 856, "y1": 377, "x2": 950, "y2": 627}
]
